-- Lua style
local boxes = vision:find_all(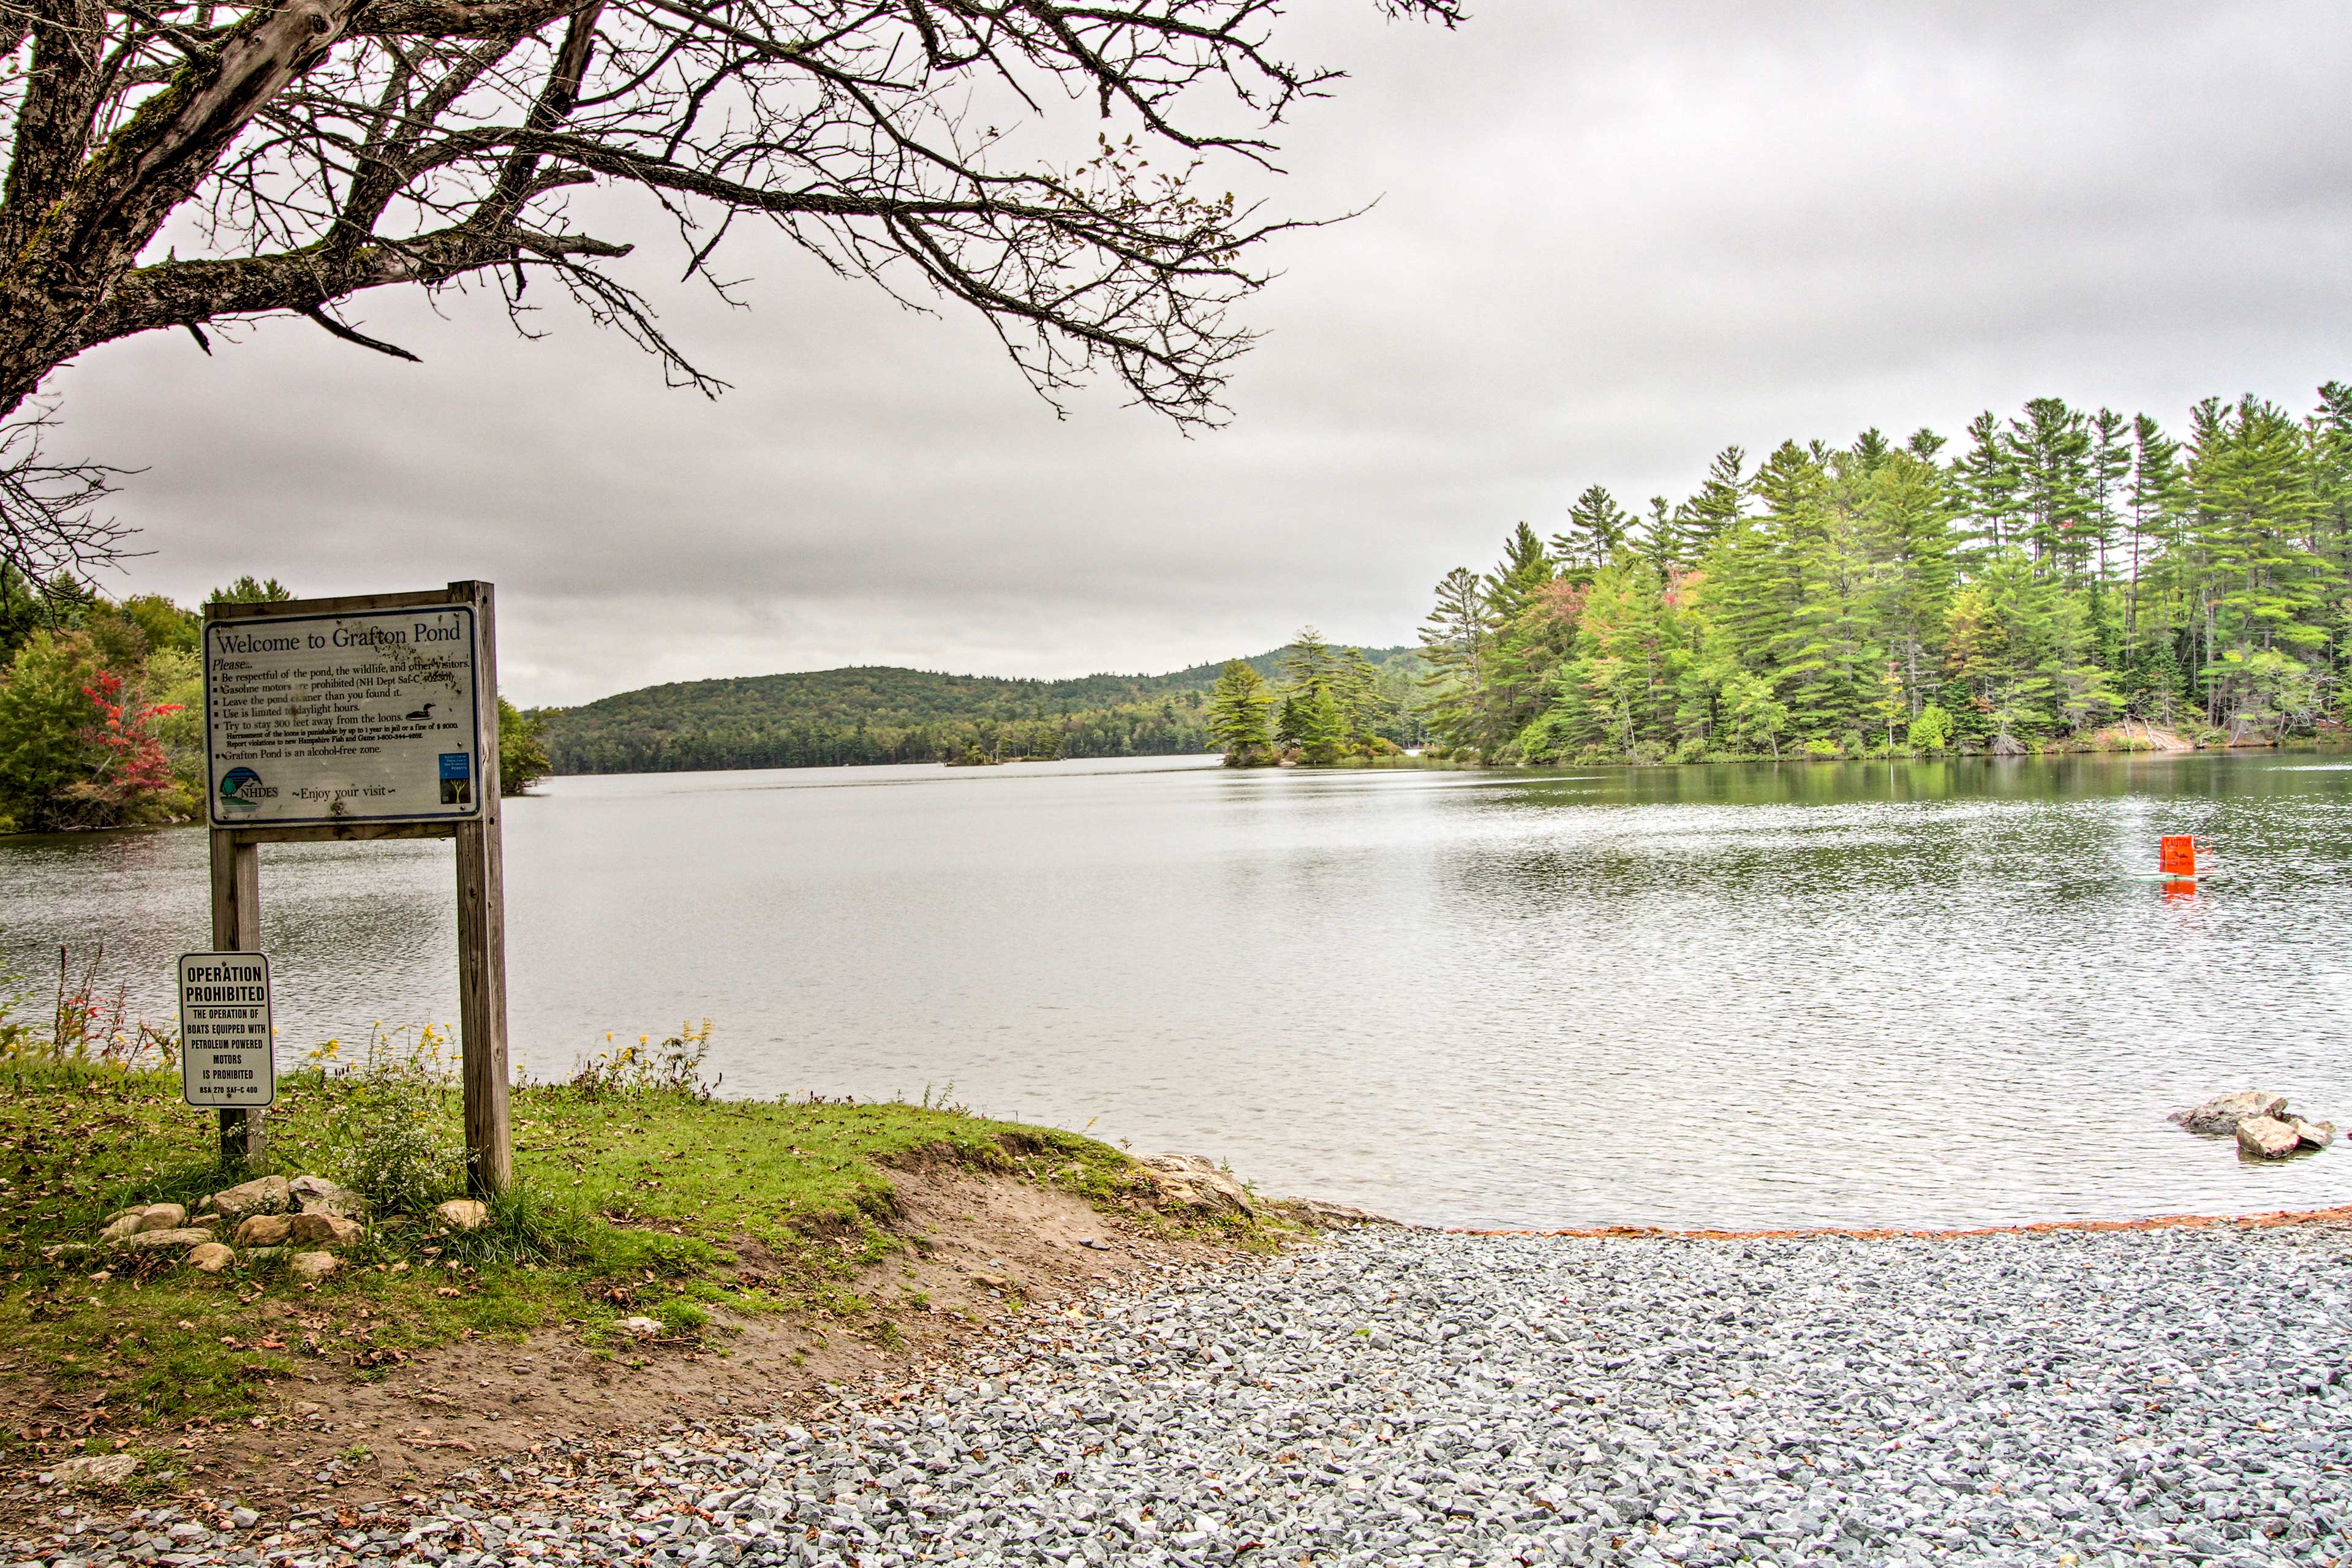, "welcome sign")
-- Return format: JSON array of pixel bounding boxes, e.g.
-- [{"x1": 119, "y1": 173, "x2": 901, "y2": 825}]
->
[{"x1": 205, "y1": 606, "x2": 484, "y2": 827}]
